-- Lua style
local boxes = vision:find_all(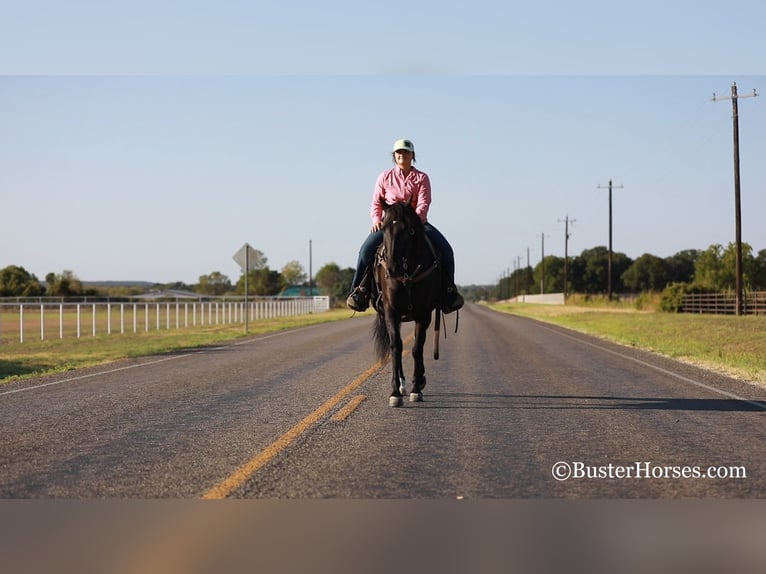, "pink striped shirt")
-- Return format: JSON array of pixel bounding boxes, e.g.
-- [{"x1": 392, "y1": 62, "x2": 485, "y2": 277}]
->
[{"x1": 370, "y1": 166, "x2": 432, "y2": 226}]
